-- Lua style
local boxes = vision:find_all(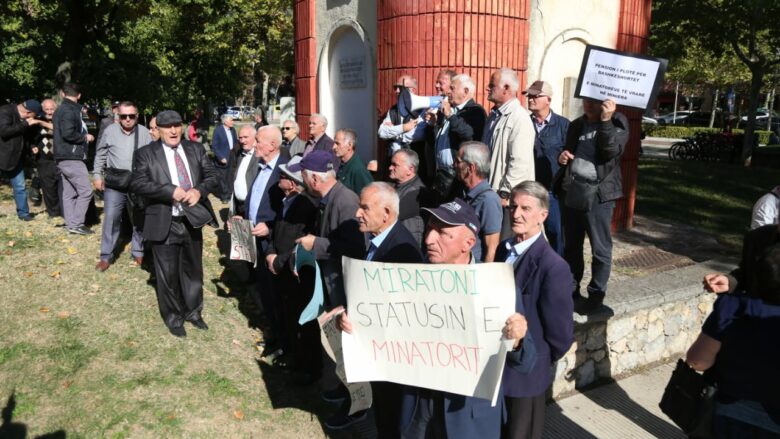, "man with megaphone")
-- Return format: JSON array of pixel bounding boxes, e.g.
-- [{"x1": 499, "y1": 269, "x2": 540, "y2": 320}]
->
[{"x1": 378, "y1": 75, "x2": 430, "y2": 182}]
